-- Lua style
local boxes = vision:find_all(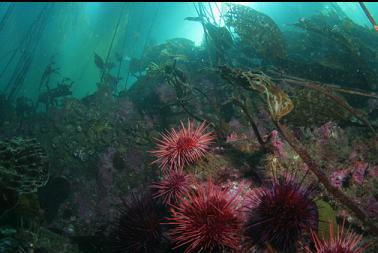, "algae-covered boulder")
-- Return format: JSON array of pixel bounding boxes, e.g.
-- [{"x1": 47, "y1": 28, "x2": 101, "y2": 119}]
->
[{"x1": 0, "y1": 138, "x2": 49, "y2": 193}]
